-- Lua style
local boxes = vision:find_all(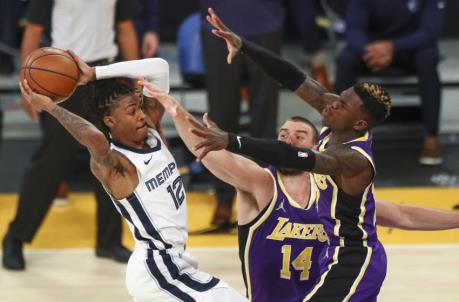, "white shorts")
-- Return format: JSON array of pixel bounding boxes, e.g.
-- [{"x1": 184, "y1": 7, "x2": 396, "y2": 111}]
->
[{"x1": 126, "y1": 248, "x2": 248, "y2": 302}]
